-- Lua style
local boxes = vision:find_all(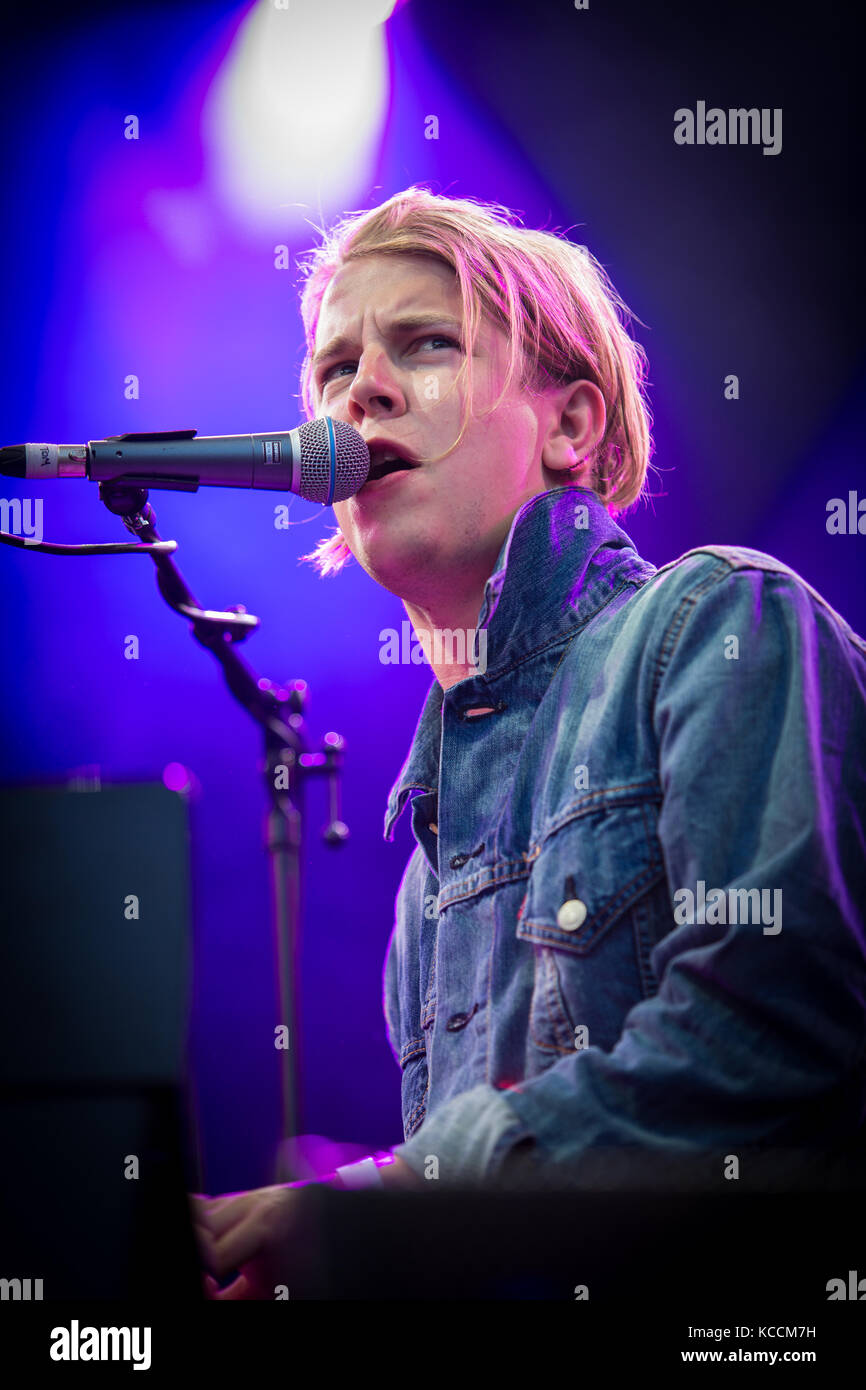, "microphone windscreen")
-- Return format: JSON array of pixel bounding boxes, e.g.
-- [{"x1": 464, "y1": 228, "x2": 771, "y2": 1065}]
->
[{"x1": 297, "y1": 418, "x2": 370, "y2": 504}]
